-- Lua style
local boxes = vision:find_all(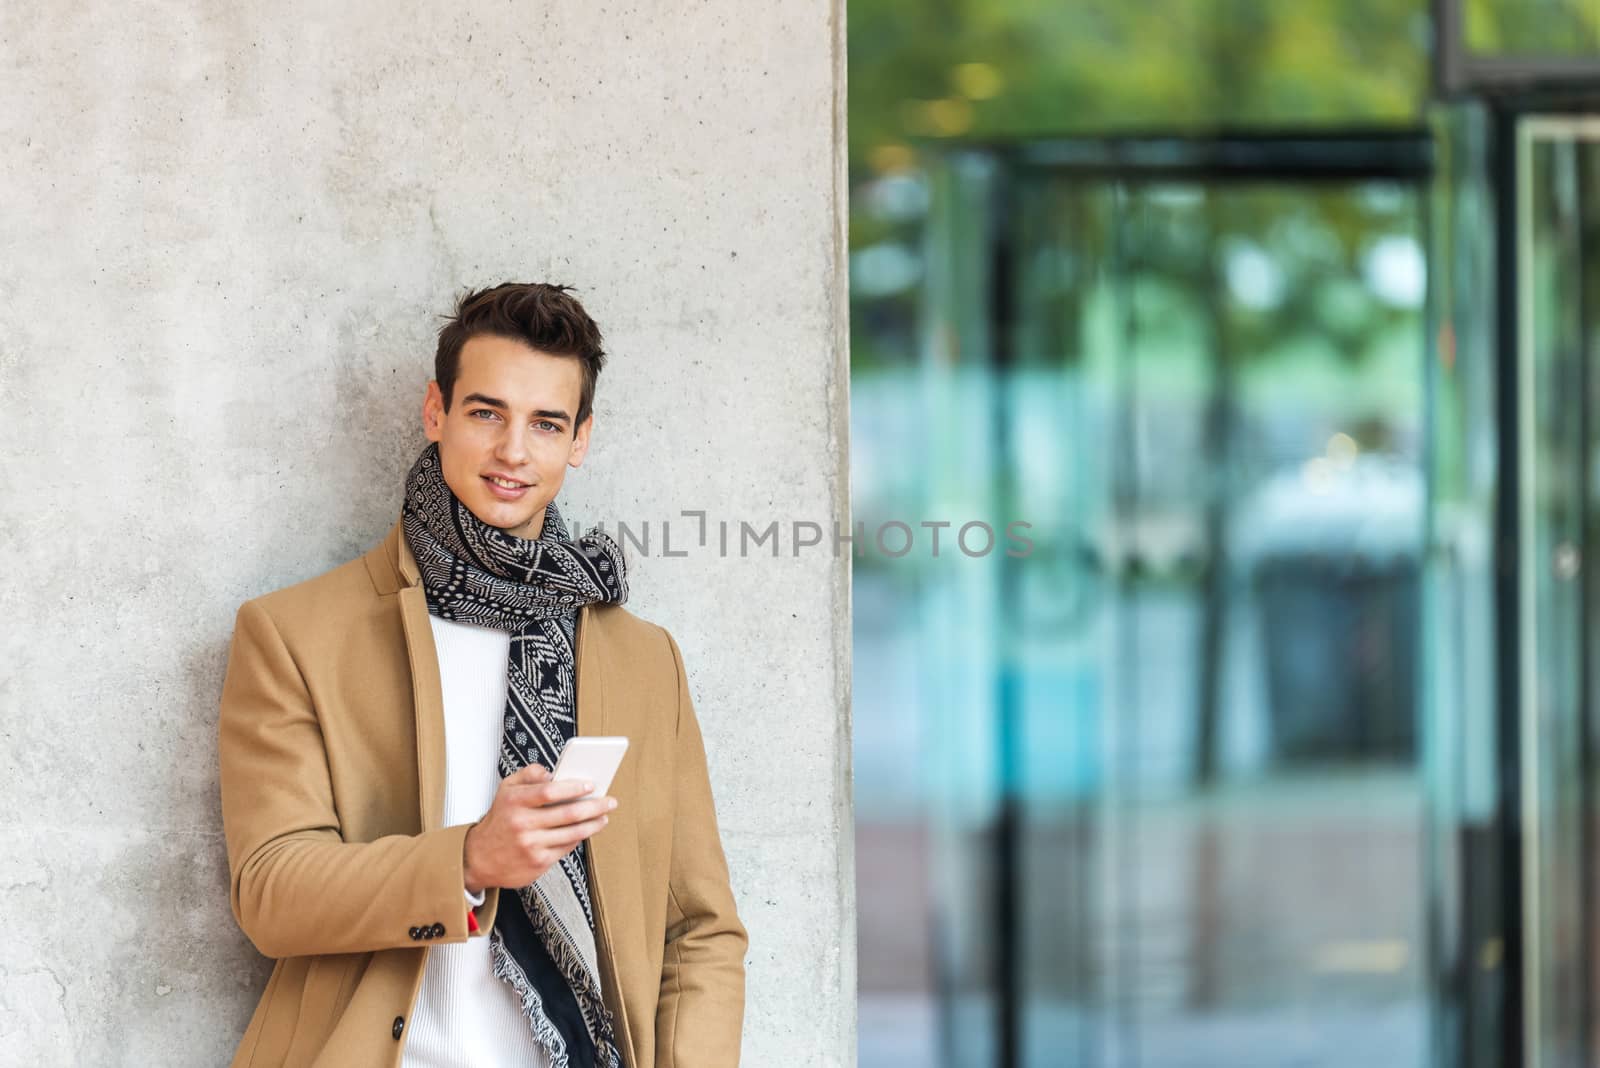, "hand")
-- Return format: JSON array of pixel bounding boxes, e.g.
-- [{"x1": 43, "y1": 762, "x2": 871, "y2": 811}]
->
[{"x1": 462, "y1": 764, "x2": 618, "y2": 894}]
